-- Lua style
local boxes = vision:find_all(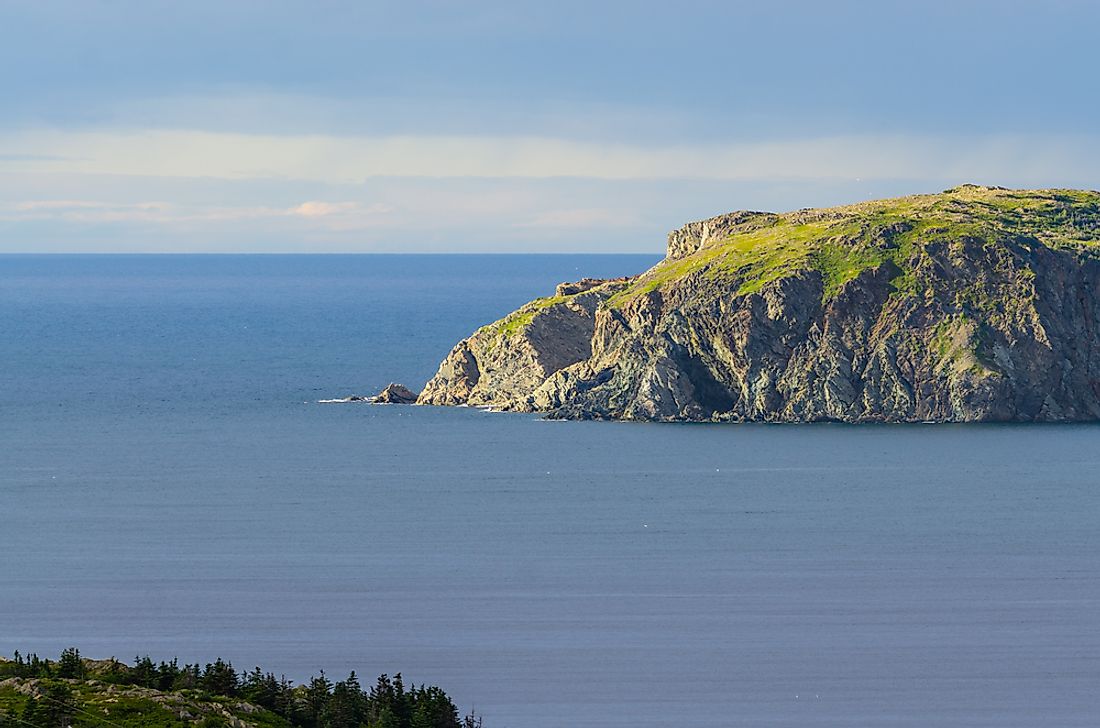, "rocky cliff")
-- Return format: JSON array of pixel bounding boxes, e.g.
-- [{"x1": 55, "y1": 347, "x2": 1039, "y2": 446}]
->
[{"x1": 418, "y1": 185, "x2": 1100, "y2": 422}]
